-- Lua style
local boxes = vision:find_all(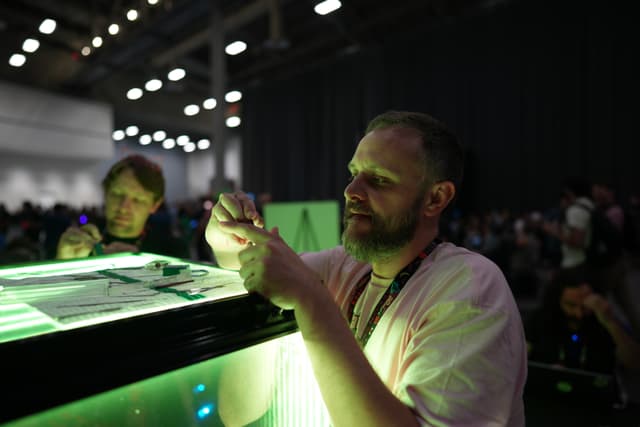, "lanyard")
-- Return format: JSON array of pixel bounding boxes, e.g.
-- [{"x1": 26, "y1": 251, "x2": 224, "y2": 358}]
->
[{"x1": 347, "y1": 239, "x2": 440, "y2": 347}]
